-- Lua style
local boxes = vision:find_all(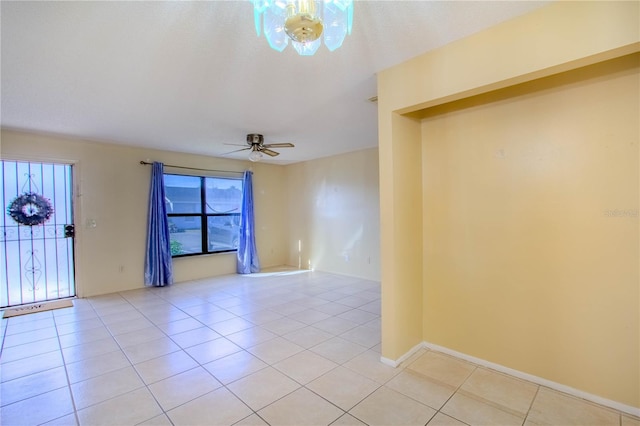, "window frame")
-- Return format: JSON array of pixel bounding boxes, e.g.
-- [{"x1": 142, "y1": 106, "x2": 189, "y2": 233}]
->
[{"x1": 164, "y1": 173, "x2": 243, "y2": 258}]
